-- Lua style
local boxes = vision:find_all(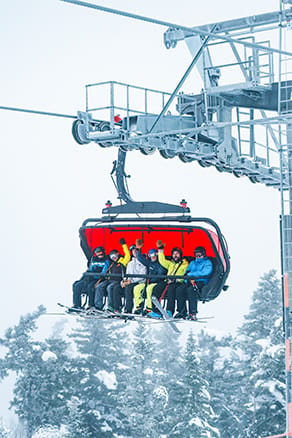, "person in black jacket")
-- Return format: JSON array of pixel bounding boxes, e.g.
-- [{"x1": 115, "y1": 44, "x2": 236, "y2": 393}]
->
[
  {"x1": 72, "y1": 246, "x2": 109, "y2": 309},
  {"x1": 133, "y1": 239, "x2": 167, "y2": 314},
  {"x1": 94, "y1": 238, "x2": 130, "y2": 310}
]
